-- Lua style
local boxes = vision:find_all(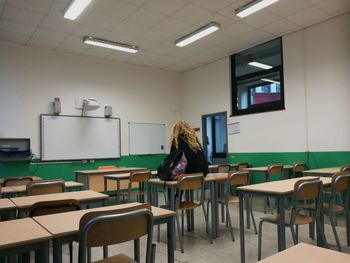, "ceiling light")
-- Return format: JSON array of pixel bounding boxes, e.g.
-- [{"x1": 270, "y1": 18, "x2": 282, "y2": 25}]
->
[
  {"x1": 64, "y1": 0, "x2": 92, "y2": 20},
  {"x1": 83, "y1": 36, "x2": 138, "y2": 54},
  {"x1": 235, "y1": 0, "x2": 279, "y2": 18},
  {"x1": 261, "y1": 78, "x2": 280, "y2": 84},
  {"x1": 248, "y1": 61, "x2": 272, "y2": 70},
  {"x1": 175, "y1": 22, "x2": 220, "y2": 47}
]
